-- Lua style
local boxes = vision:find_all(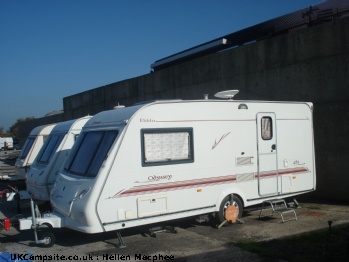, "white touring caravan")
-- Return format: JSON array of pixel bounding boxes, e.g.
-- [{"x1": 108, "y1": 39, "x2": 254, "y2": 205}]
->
[
  {"x1": 17, "y1": 91, "x2": 316, "y2": 247},
  {"x1": 15, "y1": 124, "x2": 56, "y2": 180},
  {"x1": 24, "y1": 116, "x2": 91, "y2": 202}
]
